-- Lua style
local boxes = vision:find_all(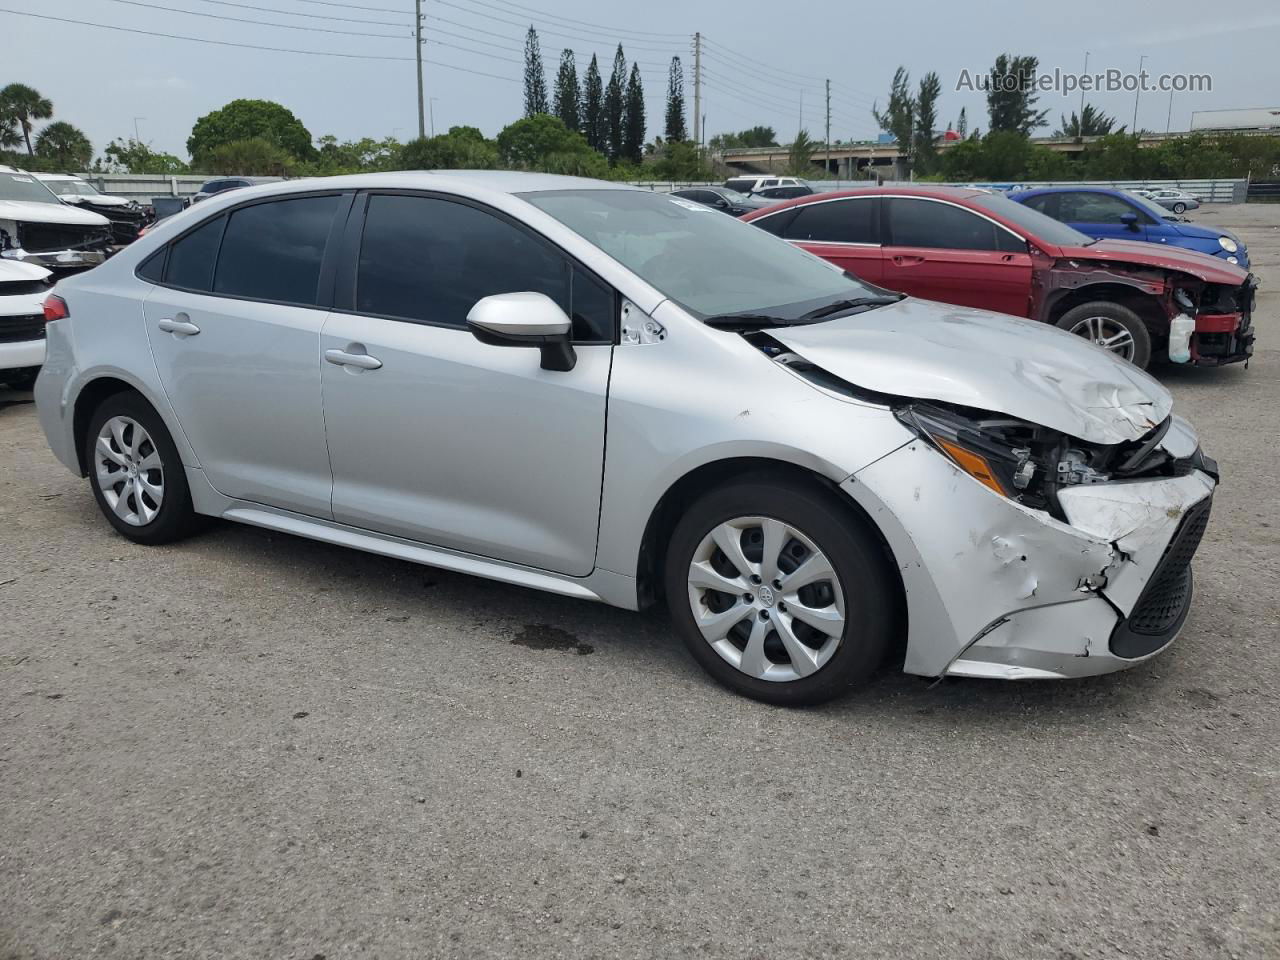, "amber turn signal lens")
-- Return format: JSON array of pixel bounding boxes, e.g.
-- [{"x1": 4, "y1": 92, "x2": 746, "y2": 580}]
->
[{"x1": 935, "y1": 438, "x2": 1007, "y2": 497}]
